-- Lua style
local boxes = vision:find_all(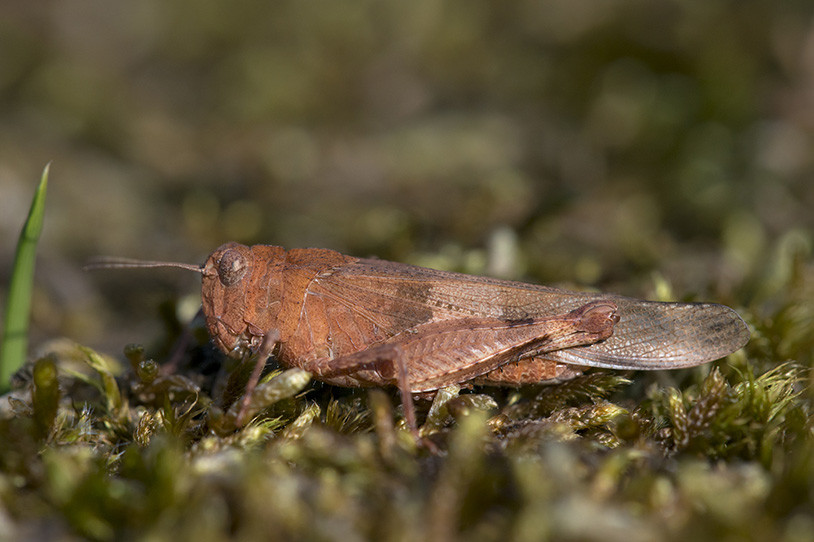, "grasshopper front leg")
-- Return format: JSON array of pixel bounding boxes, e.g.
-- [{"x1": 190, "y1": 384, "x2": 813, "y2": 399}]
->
[
  {"x1": 235, "y1": 330, "x2": 281, "y2": 427},
  {"x1": 301, "y1": 300, "x2": 619, "y2": 434}
]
